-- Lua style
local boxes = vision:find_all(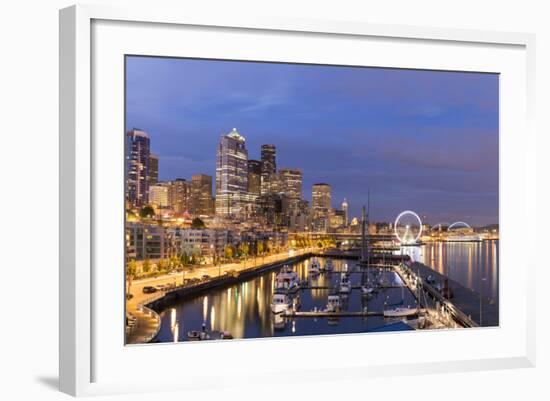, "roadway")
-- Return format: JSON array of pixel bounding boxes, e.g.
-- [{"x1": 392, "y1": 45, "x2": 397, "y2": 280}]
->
[{"x1": 125, "y1": 247, "x2": 316, "y2": 344}]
